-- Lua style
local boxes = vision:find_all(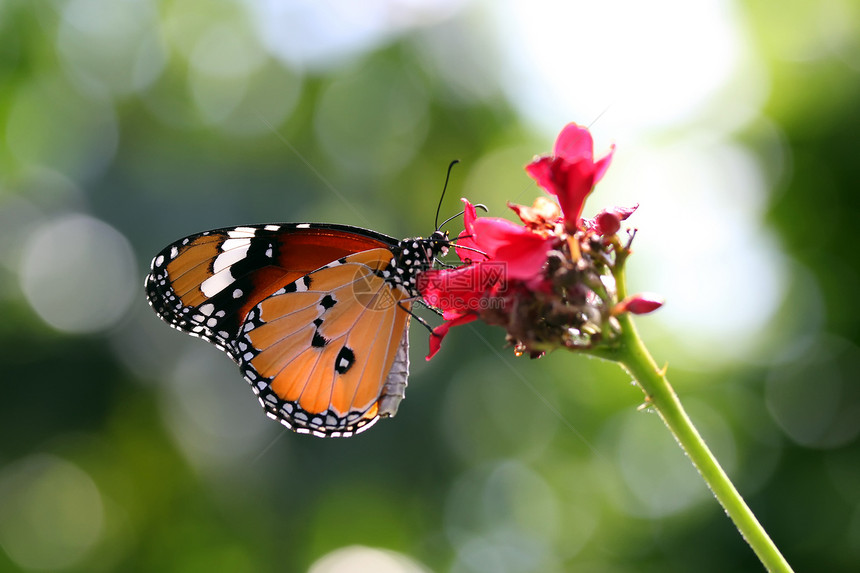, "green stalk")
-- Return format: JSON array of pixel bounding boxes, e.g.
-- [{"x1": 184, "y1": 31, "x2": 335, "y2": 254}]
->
[{"x1": 588, "y1": 265, "x2": 793, "y2": 572}]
